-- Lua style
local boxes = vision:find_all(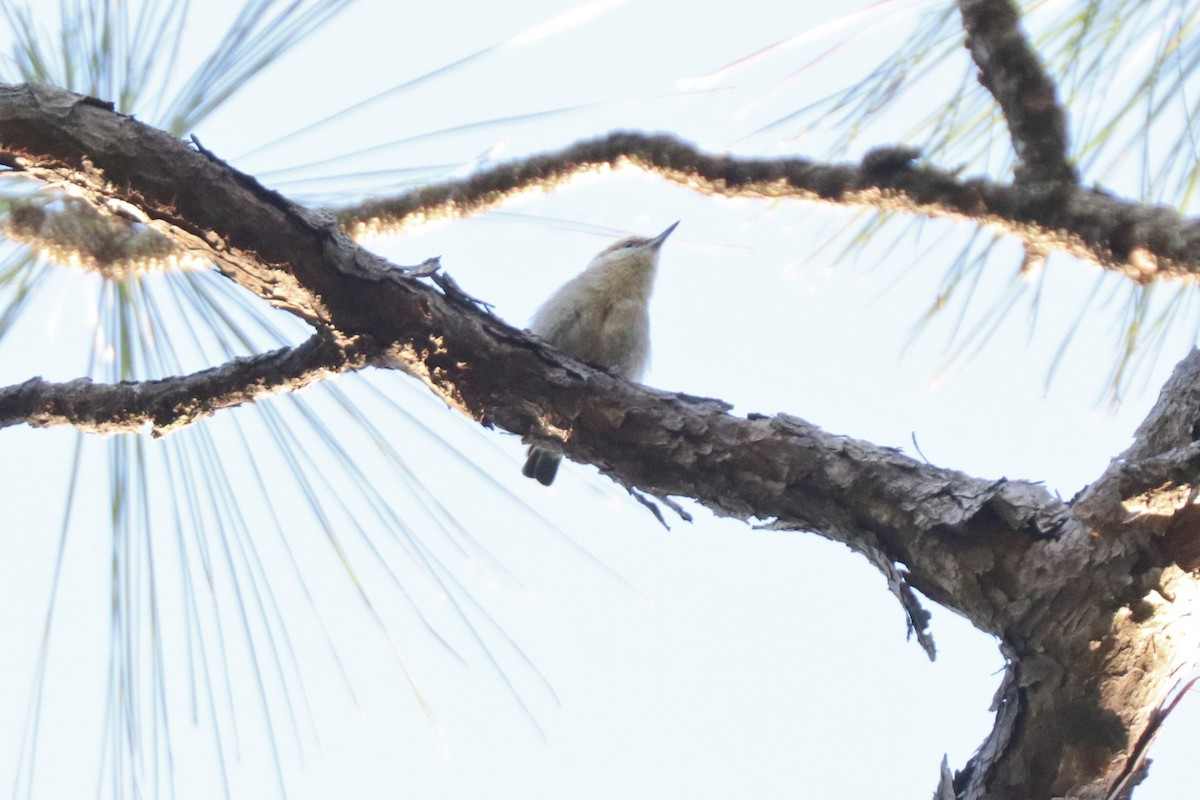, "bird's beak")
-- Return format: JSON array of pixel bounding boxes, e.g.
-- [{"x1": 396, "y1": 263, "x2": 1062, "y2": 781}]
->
[{"x1": 647, "y1": 221, "x2": 680, "y2": 249}]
